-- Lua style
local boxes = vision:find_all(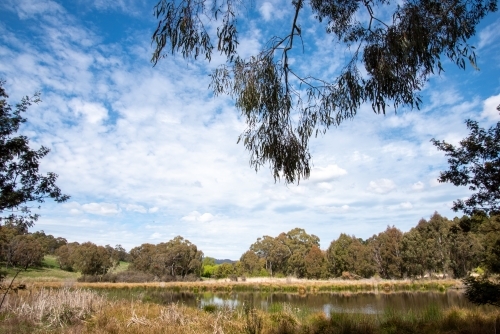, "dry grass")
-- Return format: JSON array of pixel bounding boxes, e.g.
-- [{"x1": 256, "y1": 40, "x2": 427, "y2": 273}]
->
[
  {"x1": 82, "y1": 300, "x2": 249, "y2": 334},
  {"x1": 1, "y1": 287, "x2": 106, "y2": 328},
  {"x1": 27, "y1": 278, "x2": 461, "y2": 295}
]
